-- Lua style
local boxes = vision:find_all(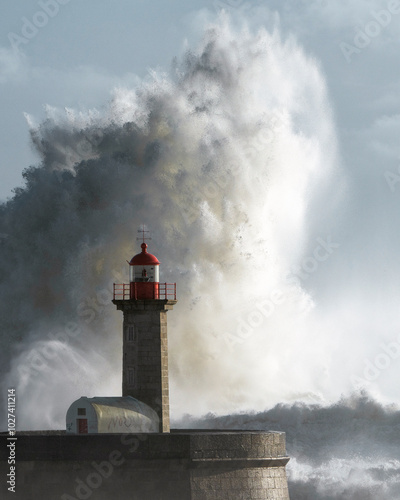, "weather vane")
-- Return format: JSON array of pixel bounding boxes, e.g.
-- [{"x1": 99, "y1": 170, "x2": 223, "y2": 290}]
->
[{"x1": 137, "y1": 224, "x2": 151, "y2": 244}]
